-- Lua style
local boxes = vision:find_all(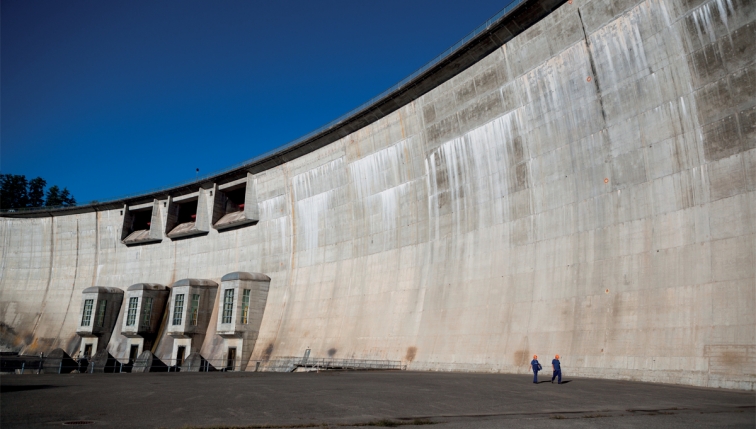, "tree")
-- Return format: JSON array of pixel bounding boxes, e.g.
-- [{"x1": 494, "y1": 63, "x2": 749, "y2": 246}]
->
[
  {"x1": 45, "y1": 185, "x2": 62, "y2": 206},
  {"x1": 59, "y1": 188, "x2": 76, "y2": 207},
  {"x1": 0, "y1": 174, "x2": 77, "y2": 209},
  {"x1": 0, "y1": 174, "x2": 29, "y2": 209},
  {"x1": 28, "y1": 177, "x2": 47, "y2": 207}
]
